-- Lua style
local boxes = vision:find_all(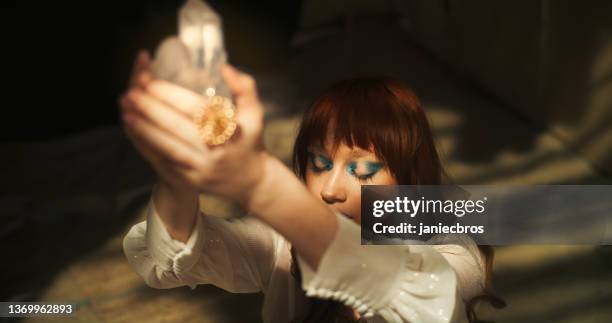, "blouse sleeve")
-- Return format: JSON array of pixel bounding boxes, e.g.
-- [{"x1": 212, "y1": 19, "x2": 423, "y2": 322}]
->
[
  {"x1": 122, "y1": 185, "x2": 282, "y2": 293},
  {"x1": 296, "y1": 212, "x2": 468, "y2": 323},
  {"x1": 430, "y1": 234, "x2": 486, "y2": 303}
]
